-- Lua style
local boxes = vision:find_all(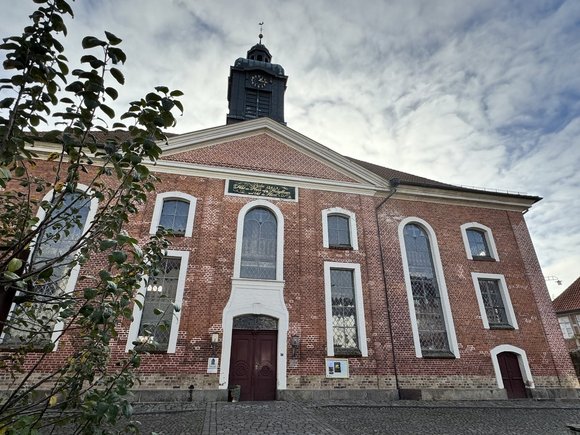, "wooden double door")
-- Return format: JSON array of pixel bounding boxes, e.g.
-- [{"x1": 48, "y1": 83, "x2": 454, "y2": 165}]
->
[
  {"x1": 498, "y1": 352, "x2": 527, "y2": 399},
  {"x1": 228, "y1": 329, "x2": 277, "y2": 401}
]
